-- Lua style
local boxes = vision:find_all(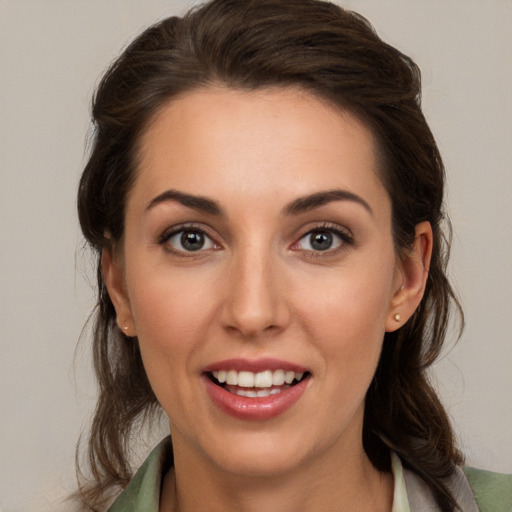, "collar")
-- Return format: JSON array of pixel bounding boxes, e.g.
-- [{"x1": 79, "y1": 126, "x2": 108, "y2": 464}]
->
[
  {"x1": 108, "y1": 437, "x2": 479, "y2": 512},
  {"x1": 391, "y1": 451, "x2": 411, "y2": 512}
]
